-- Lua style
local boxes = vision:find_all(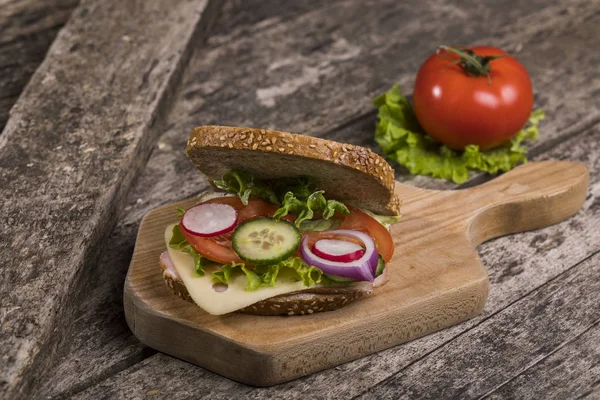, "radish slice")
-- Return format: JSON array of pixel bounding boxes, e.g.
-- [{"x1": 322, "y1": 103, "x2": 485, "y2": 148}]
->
[
  {"x1": 181, "y1": 203, "x2": 238, "y2": 237},
  {"x1": 313, "y1": 239, "x2": 365, "y2": 262}
]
